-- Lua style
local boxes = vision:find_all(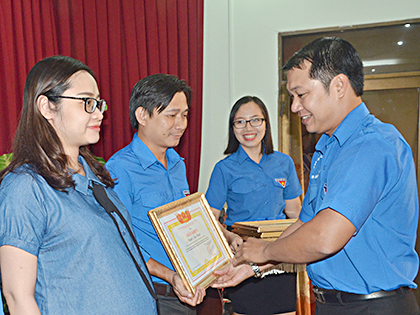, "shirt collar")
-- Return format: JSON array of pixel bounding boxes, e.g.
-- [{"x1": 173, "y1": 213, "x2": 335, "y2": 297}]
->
[
  {"x1": 316, "y1": 102, "x2": 369, "y2": 151},
  {"x1": 73, "y1": 155, "x2": 104, "y2": 195},
  {"x1": 131, "y1": 133, "x2": 183, "y2": 170},
  {"x1": 234, "y1": 145, "x2": 266, "y2": 164}
]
